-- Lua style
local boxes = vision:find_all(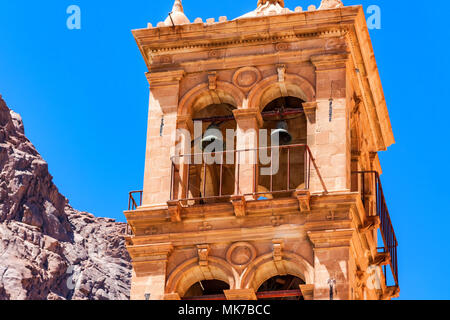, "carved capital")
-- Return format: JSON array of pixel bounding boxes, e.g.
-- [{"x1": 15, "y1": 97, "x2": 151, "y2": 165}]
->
[
  {"x1": 197, "y1": 244, "x2": 211, "y2": 267},
  {"x1": 294, "y1": 190, "x2": 311, "y2": 213},
  {"x1": 299, "y1": 284, "x2": 314, "y2": 300},
  {"x1": 311, "y1": 53, "x2": 349, "y2": 71},
  {"x1": 164, "y1": 293, "x2": 181, "y2": 300},
  {"x1": 232, "y1": 109, "x2": 263, "y2": 128},
  {"x1": 208, "y1": 71, "x2": 217, "y2": 90},
  {"x1": 177, "y1": 114, "x2": 194, "y2": 132},
  {"x1": 167, "y1": 200, "x2": 182, "y2": 222},
  {"x1": 372, "y1": 252, "x2": 391, "y2": 267},
  {"x1": 272, "y1": 239, "x2": 284, "y2": 262},
  {"x1": 302, "y1": 102, "x2": 317, "y2": 124},
  {"x1": 231, "y1": 195, "x2": 247, "y2": 217},
  {"x1": 146, "y1": 69, "x2": 185, "y2": 87},
  {"x1": 359, "y1": 216, "x2": 380, "y2": 234},
  {"x1": 381, "y1": 286, "x2": 400, "y2": 300},
  {"x1": 224, "y1": 289, "x2": 257, "y2": 300}
]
